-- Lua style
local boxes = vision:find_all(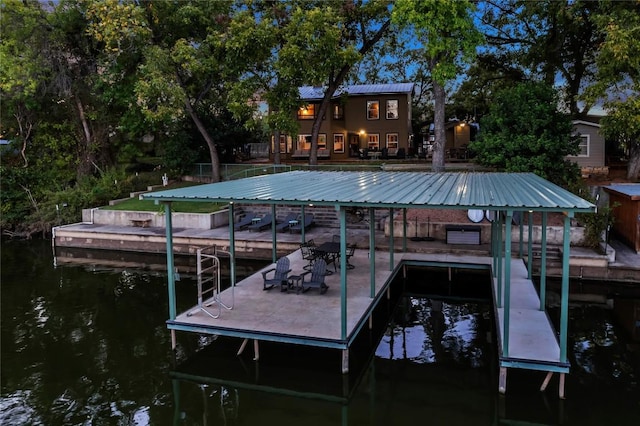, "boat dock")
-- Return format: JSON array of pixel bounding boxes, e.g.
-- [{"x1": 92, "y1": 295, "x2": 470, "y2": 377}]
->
[{"x1": 168, "y1": 242, "x2": 568, "y2": 396}]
